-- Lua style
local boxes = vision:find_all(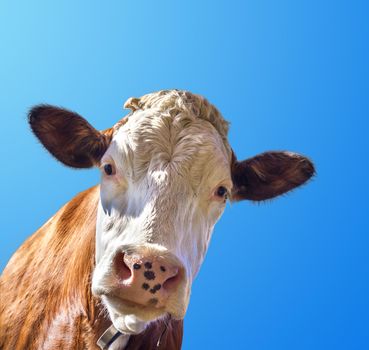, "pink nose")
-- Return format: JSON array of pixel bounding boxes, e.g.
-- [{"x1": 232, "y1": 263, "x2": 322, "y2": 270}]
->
[{"x1": 113, "y1": 252, "x2": 182, "y2": 307}]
